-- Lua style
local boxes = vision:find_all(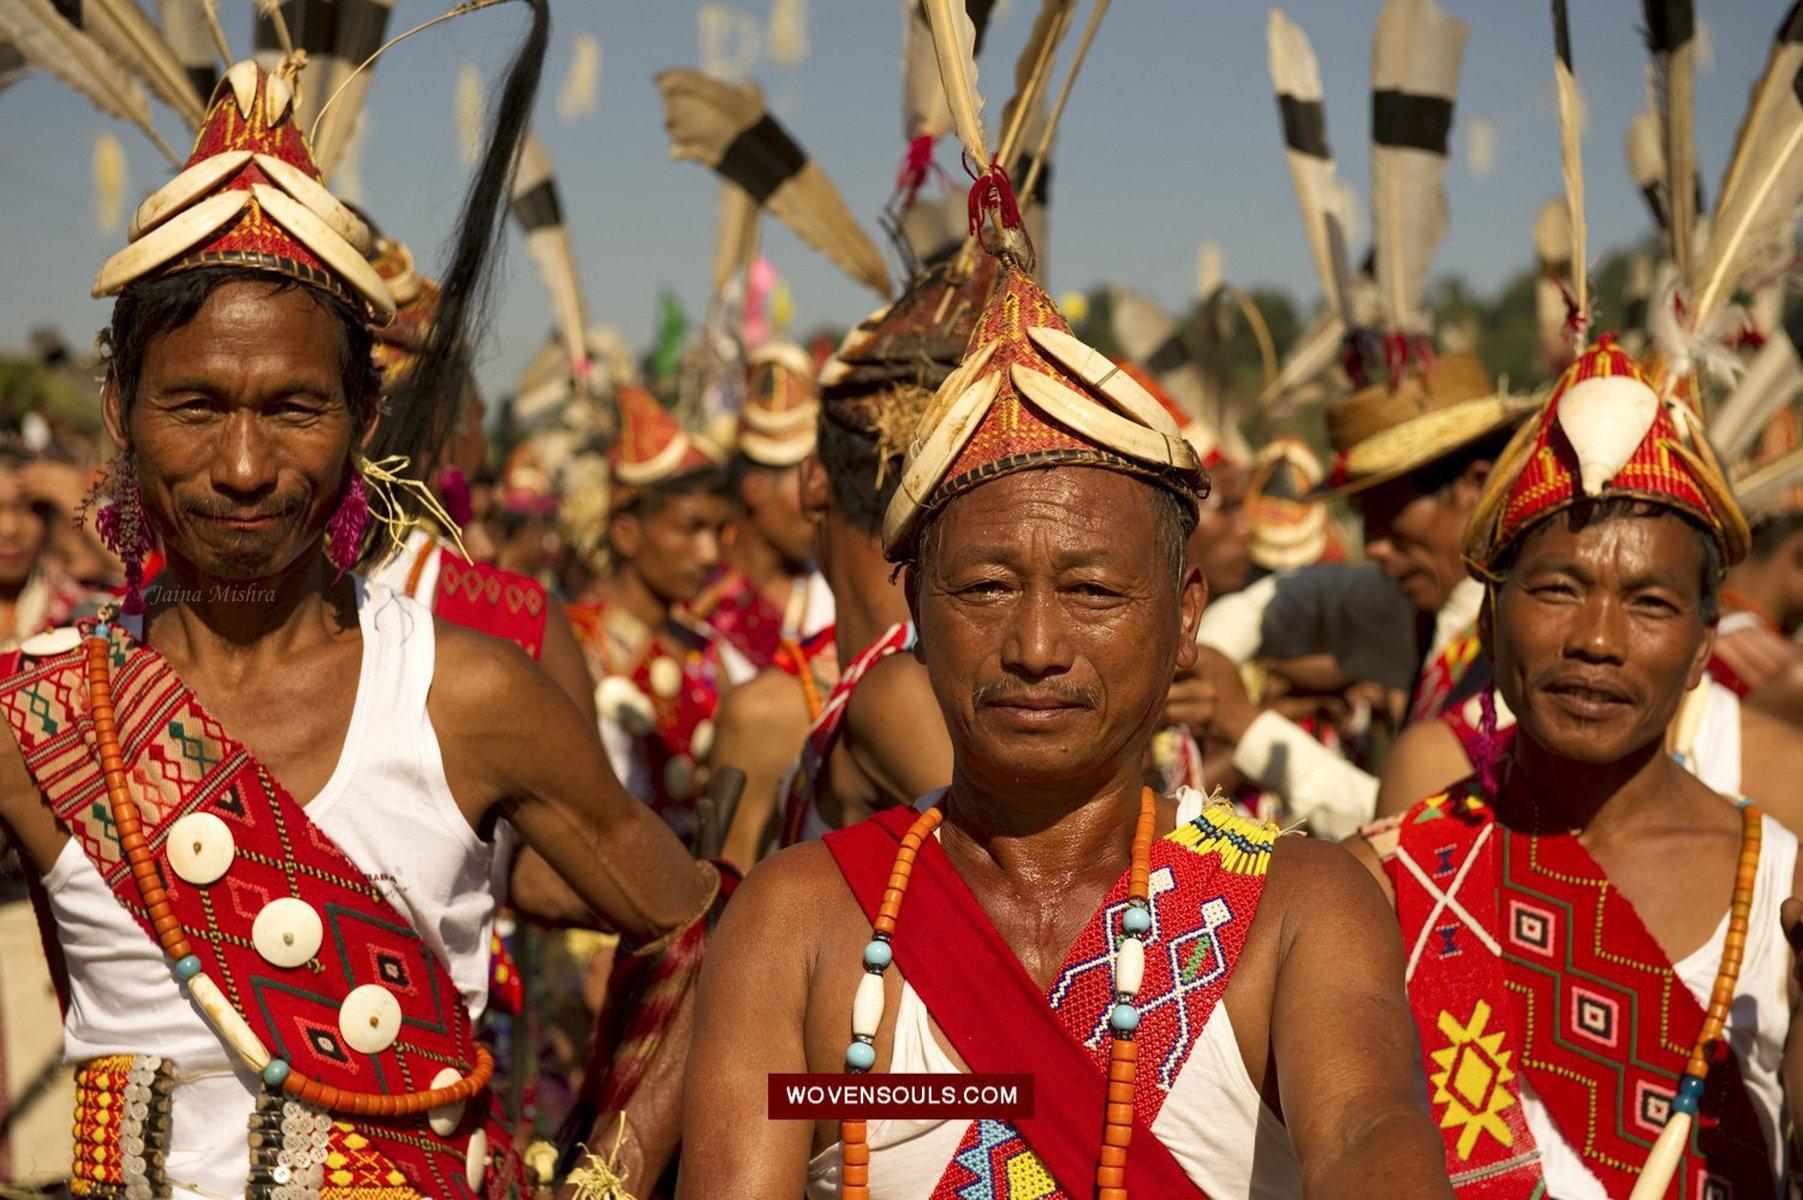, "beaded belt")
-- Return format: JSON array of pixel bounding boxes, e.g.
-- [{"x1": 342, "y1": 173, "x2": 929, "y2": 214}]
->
[{"x1": 70, "y1": 1054, "x2": 173, "y2": 1199}]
